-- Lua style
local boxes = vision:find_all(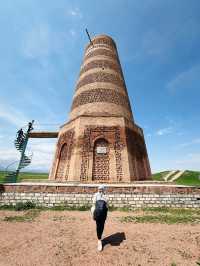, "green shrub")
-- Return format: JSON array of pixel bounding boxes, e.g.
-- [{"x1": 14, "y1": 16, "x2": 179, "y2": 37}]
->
[
  {"x1": 15, "y1": 201, "x2": 36, "y2": 211},
  {"x1": 0, "y1": 204, "x2": 15, "y2": 210}
]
